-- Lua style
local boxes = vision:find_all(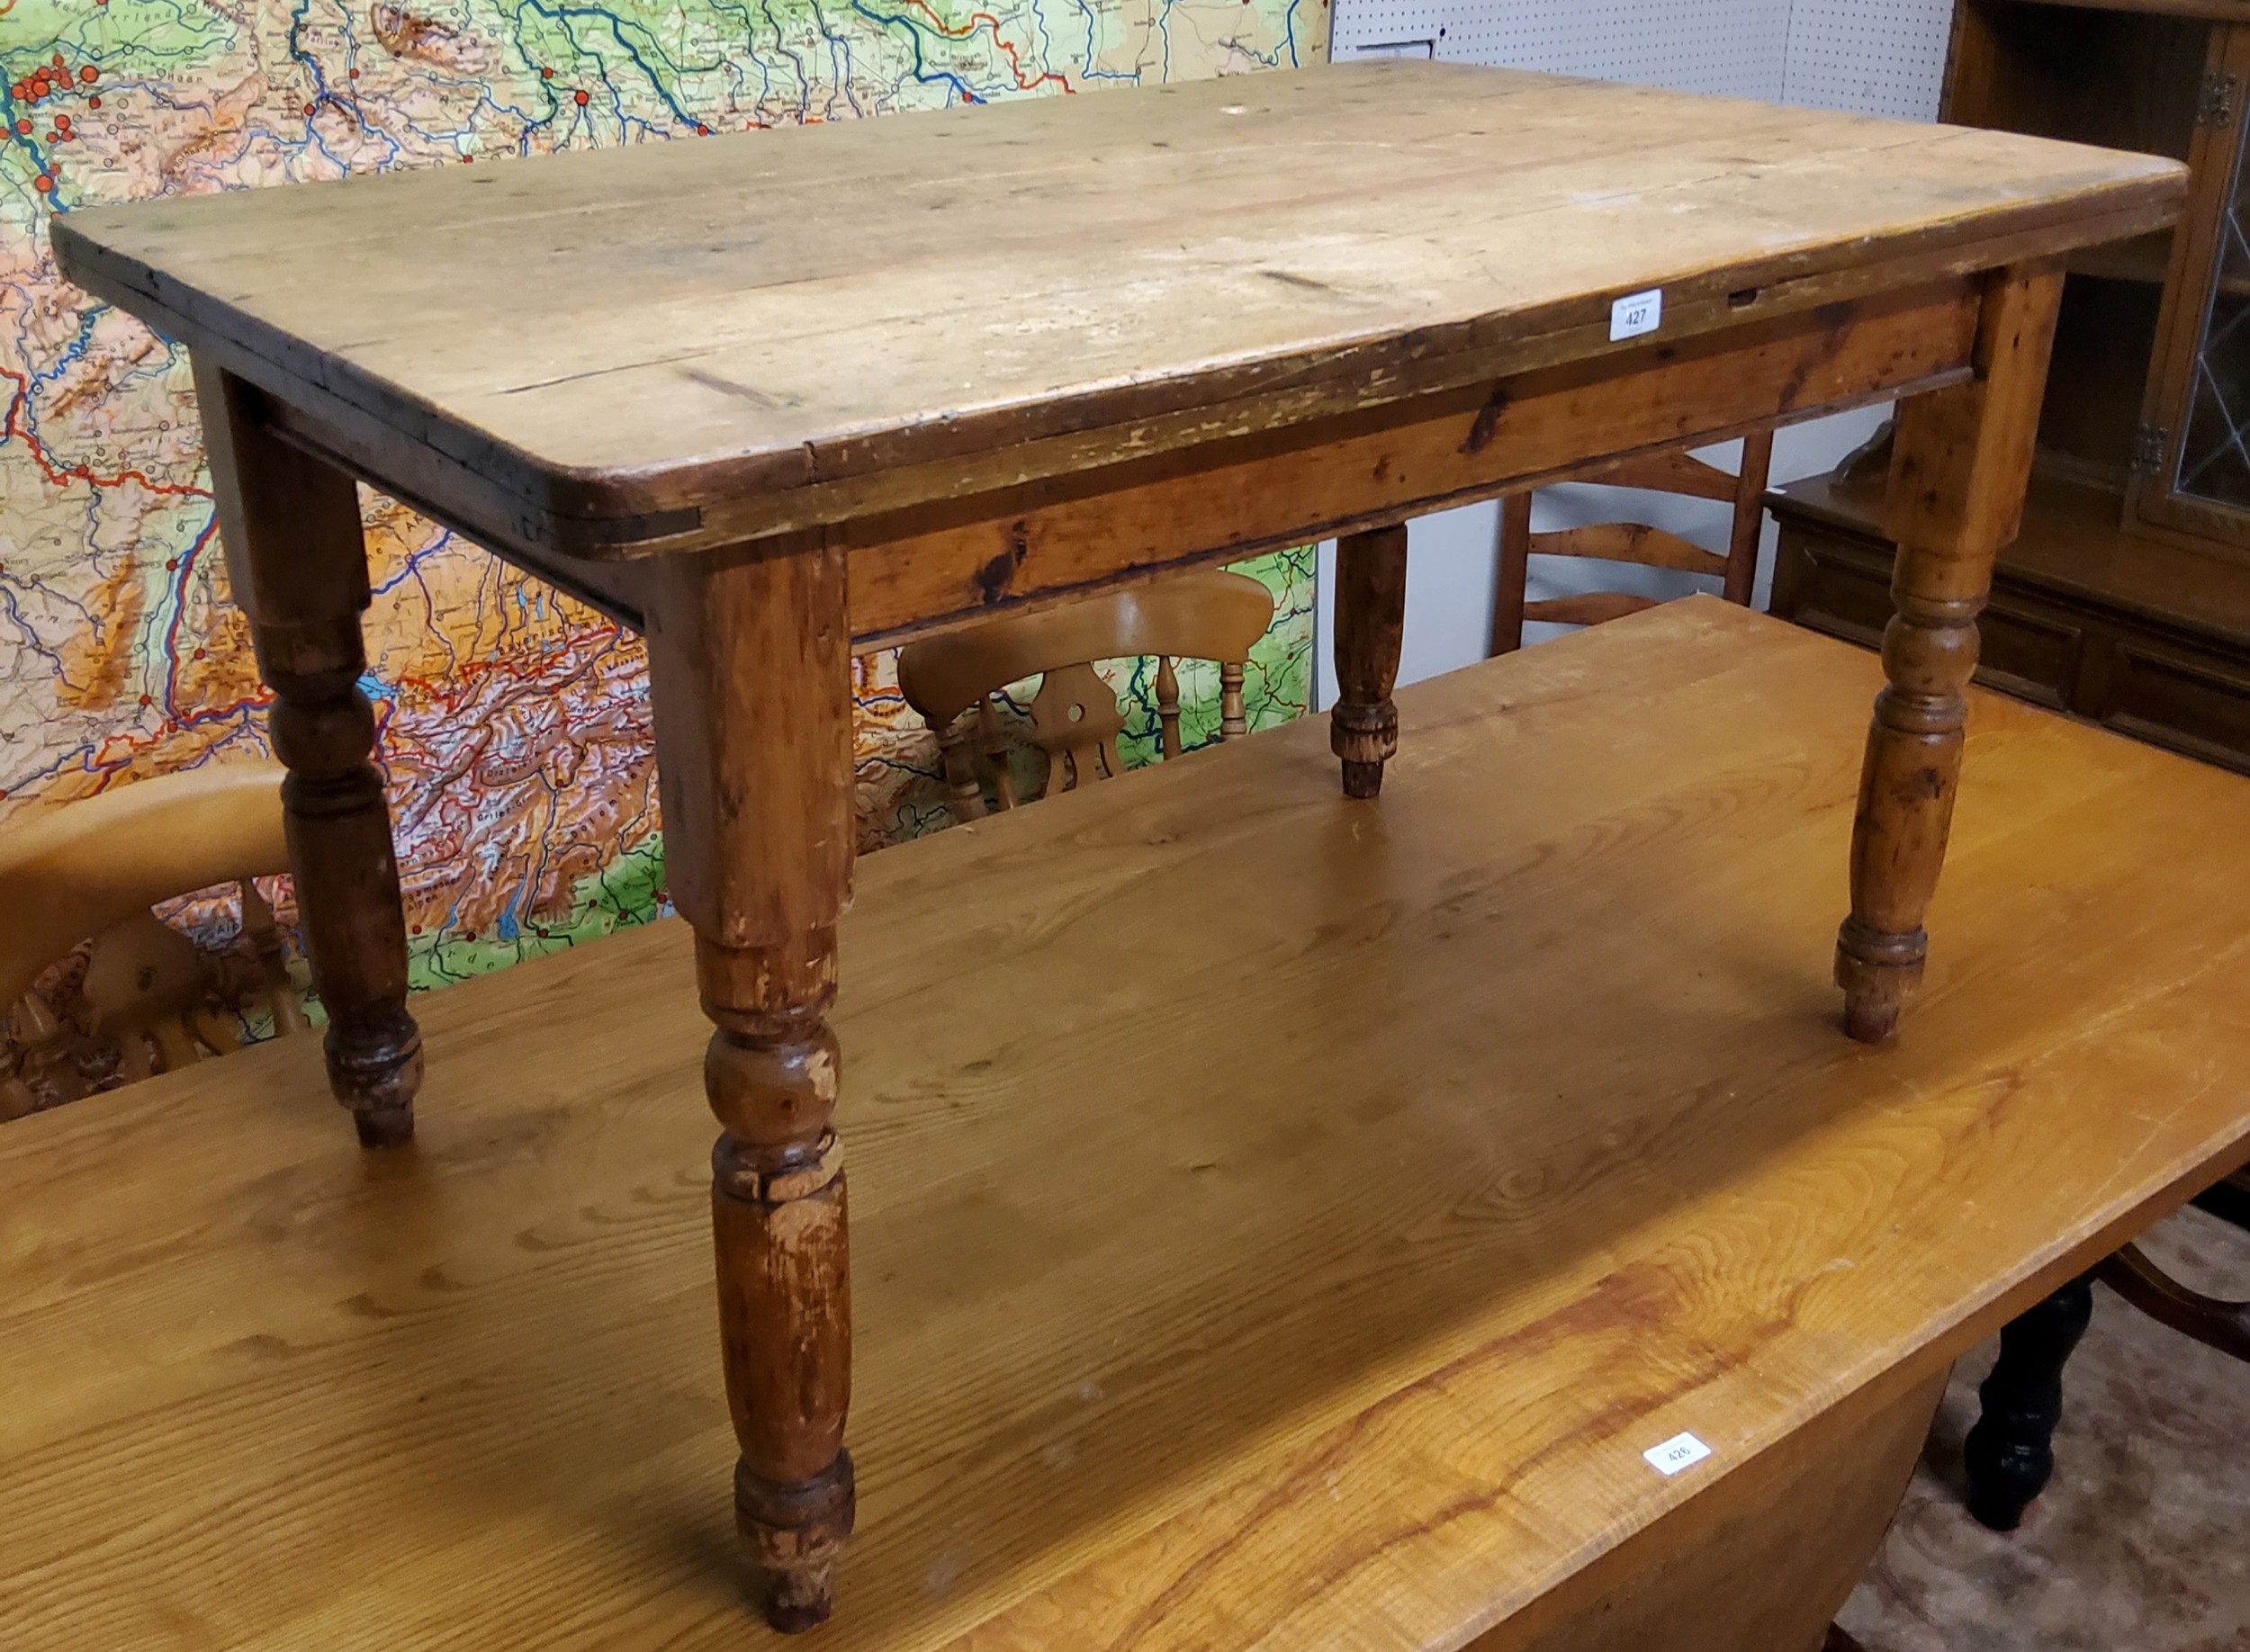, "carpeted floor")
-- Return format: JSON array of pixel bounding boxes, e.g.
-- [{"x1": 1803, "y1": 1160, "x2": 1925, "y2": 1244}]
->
[{"x1": 1837, "y1": 1207, "x2": 2250, "y2": 1652}]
